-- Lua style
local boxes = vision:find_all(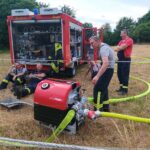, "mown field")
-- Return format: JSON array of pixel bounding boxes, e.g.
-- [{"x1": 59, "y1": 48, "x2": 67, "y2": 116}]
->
[{"x1": 0, "y1": 44, "x2": 150, "y2": 150}]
